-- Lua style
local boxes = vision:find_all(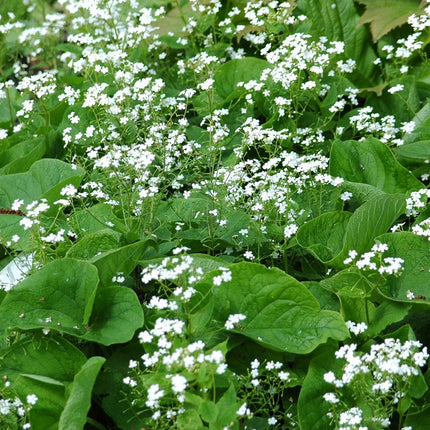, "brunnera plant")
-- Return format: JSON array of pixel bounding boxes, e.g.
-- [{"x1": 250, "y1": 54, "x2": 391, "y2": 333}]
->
[{"x1": 0, "y1": 0, "x2": 429, "y2": 429}]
